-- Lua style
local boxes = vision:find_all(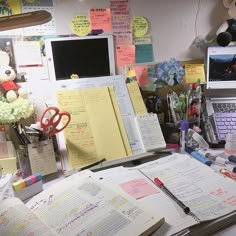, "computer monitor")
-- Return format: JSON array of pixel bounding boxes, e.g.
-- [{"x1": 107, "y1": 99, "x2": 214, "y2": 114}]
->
[
  {"x1": 45, "y1": 35, "x2": 116, "y2": 82},
  {"x1": 206, "y1": 46, "x2": 236, "y2": 89}
]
